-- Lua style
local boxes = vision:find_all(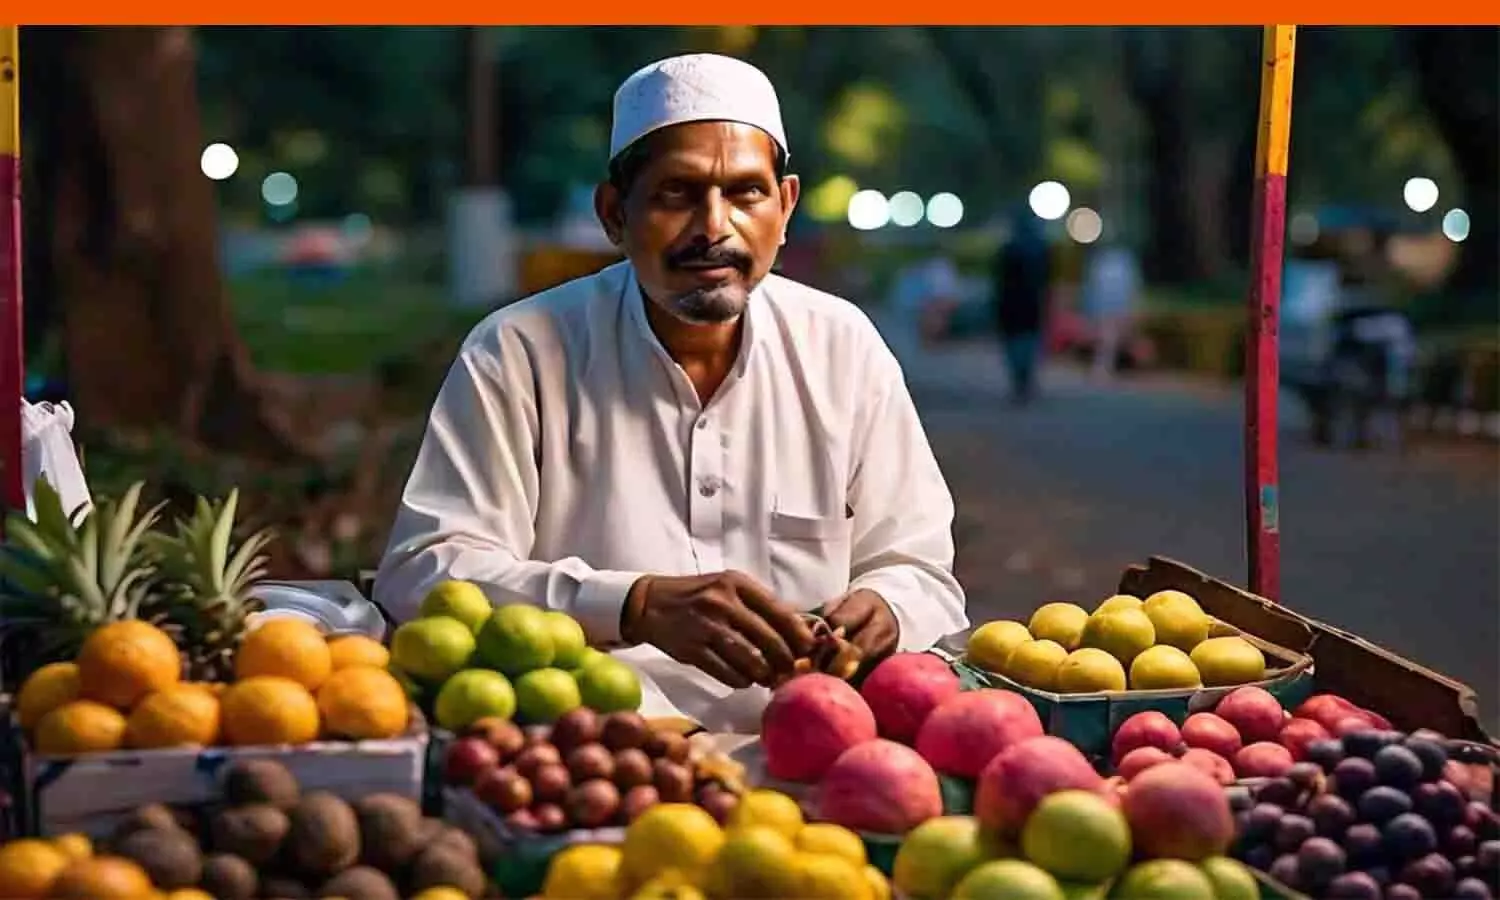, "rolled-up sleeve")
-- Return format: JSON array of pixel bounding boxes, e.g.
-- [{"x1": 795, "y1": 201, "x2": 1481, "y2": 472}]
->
[
  {"x1": 372, "y1": 342, "x2": 642, "y2": 644},
  {"x1": 846, "y1": 342, "x2": 968, "y2": 650}
]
